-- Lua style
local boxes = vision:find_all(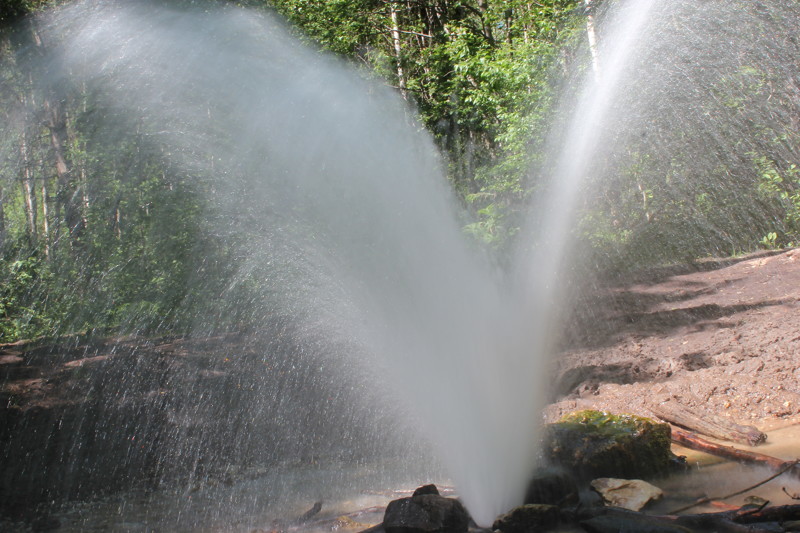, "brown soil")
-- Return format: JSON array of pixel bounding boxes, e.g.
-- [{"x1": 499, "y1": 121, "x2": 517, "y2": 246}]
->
[{"x1": 547, "y1": 248, "x2": 800, "y2": 433}]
